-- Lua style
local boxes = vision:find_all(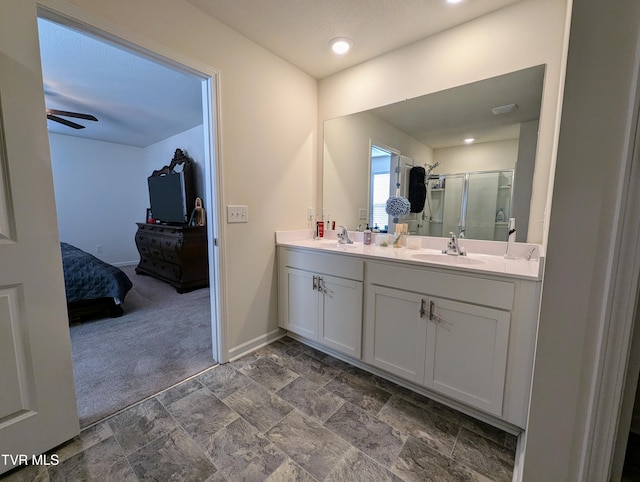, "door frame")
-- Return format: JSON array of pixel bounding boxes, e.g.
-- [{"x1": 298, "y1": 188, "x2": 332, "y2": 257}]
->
[{"x1": 36, "y1": 1, "x2": 228, "y2": 363}]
